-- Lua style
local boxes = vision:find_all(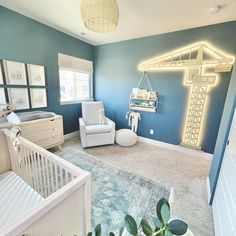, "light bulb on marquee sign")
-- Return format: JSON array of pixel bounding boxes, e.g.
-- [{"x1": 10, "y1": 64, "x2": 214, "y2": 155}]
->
[{"x1": 138, "y1": 42, "x2": 235, "y2": 150}]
